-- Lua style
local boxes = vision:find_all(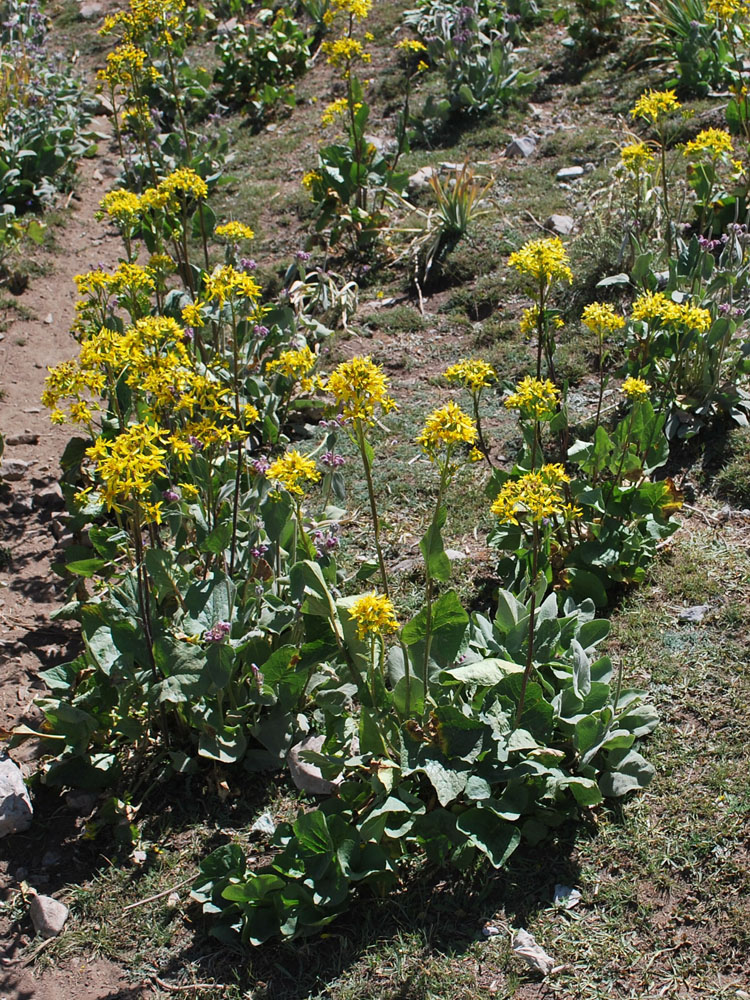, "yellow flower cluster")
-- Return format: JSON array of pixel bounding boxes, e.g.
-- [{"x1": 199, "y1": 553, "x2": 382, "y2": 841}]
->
[
  {"x1": 332, "y1": 0, "x2": 372, "y2": 18},
  {"x1": 683, "y1": 128, "x2": 733, "y2": 159},
  {"x1": 215, "y1": 221, "x2": 255, "y2": 241},
  {"x1": 348, "y1": 592, "x2": 399, "y2": 640},
  {"x1": 708, "y1": 0, "x2": 748, "y2": 18},
  {"x1": 322, "y1": 37, "x2": 371, "y2": 69},
  {"x1": 203, "y1": 265, "x2": 262, "y2": 308},
  {"x1": 395, "y1": 38, "x2": 427, "y2": 53},
  {"x1": 99, "y1": 189, "x2": 142, "y2": 226},
  {"x1": 622, "y1": 376, "x2": 650, "y2": 400},
  {"x1": 267, "y1": 449, "x2": 321, "y2": 496},
  {"x1": 266, "y1": 345, "x2": 316, "y2": 380},
  {"x1": 508, "y1": 237, "x2": 573, "y2": 285},
  {"x1": 443, "y1": 358, "x2": 496, "y2": 392},
  {"x1": 504, "y1": 376, "x2": 560, "y2": 421},
  {"x1": 97, "y1": 44, "x2": 153, "y2": 88},
  {"x1": 326, "y1": 356, "x2": 397, "y2": 423},
  {"x1": 581, "y1": 302, "x2": 626, "y2": 338},
  {"x1": 302, "y1": 170, "x2": 322, "y2": 191},
  {"x1": 620, "y1": 141, "x2": 654, "y2": 171},
  {"x1": 101, "y1": 0, "x2": 186, "y2": 44},
  {"x1": 417, "y1": 401, "x2": 477, "y2": 459},
  {"x1": 87, "y1": 422, "x2": 167, "y2": 513},
  {"x1": 631, "y1": 291, "x2": 711, "y2": 332},
  {"x1": 491, "y1": 464, "x2": 578, "y2": 526},
  {"x1": 158, "y1": 167, "x2": 208, "y2": 201},
  {"x1": 630, "y1": 89, "x2": 681, "y2": 124},
  {"x1": 321, "y1": 97, "x2": 352, "y2": 127}
]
